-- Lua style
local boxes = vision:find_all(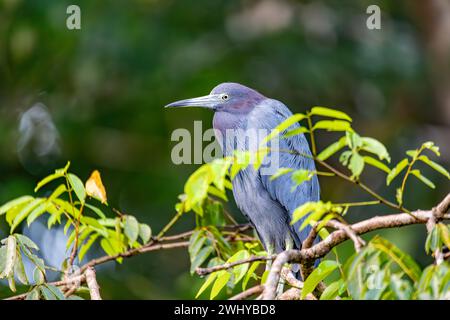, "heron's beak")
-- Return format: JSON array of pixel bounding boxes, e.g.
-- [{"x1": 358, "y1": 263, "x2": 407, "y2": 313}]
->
[{"x1": 164, "y1": 94, "x2": 221, "y2": 110}]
